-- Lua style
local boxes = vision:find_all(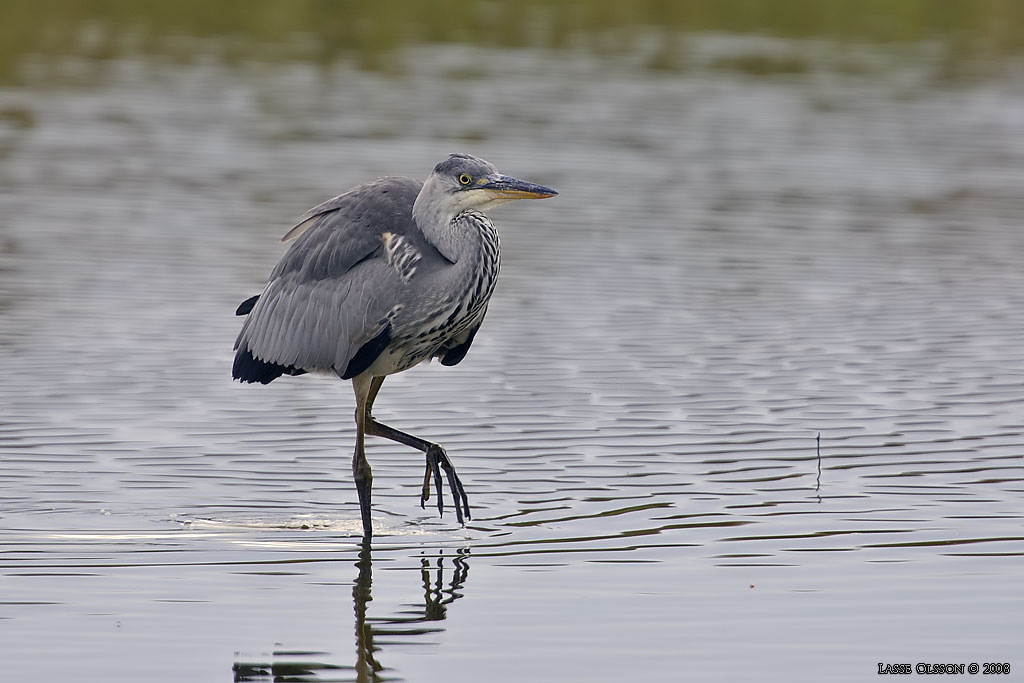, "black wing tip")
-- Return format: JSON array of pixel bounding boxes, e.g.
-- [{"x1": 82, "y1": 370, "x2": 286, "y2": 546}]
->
[
  {"x1": 439, "y1": 322, "x2": 481, "y2": 367},
  {"x1": 235, "y1": 295, "x2": 260, "y2": 316},
  {"x1": 340, "y1": 325, "x2": 392, "y2": 380},
  {"x1": 233, "y1": 346, "x2": 290, "y2": 385},
  {"x1": 439, "y1": 344, "x2": 470, "y2": 366}
]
